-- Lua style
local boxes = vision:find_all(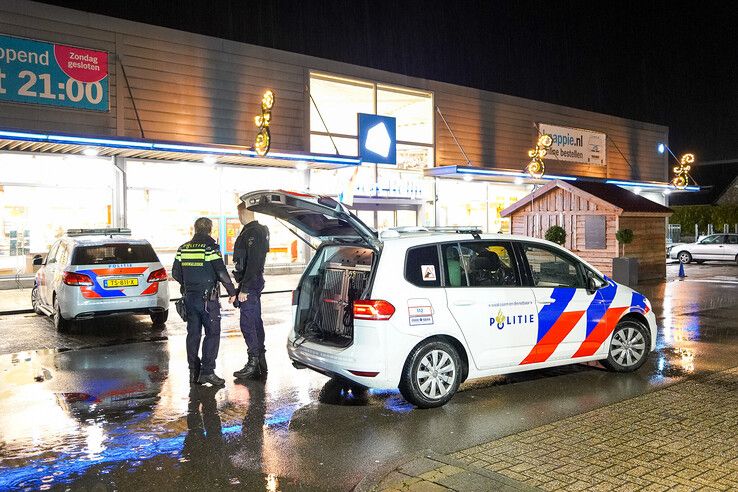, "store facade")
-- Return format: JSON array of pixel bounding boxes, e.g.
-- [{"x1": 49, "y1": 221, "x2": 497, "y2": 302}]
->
[{"x1": 0, "y1": 0, "x2": 692, "y2": 283}]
